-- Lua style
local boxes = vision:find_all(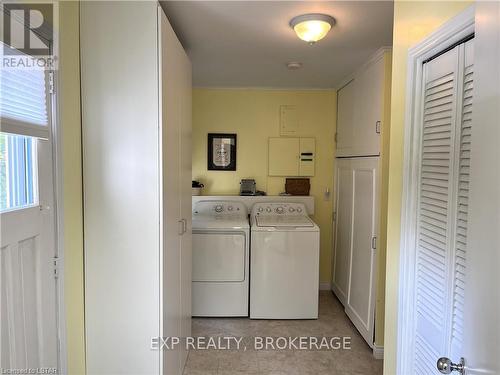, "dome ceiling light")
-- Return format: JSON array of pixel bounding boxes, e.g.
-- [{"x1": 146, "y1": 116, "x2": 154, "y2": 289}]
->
[
  {"x1": 286, "y1": 62, "x2": 303, "y2": 70},
  {"x1": 289, "y1": 13, "x2": 336, "y2": 44}
]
